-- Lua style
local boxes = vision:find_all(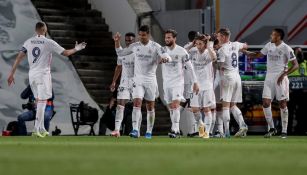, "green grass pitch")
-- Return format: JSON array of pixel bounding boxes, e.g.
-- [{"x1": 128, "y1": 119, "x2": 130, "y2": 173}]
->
[{"x1": 1, "y1": 136, "x2": 307, "y2": 175}]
